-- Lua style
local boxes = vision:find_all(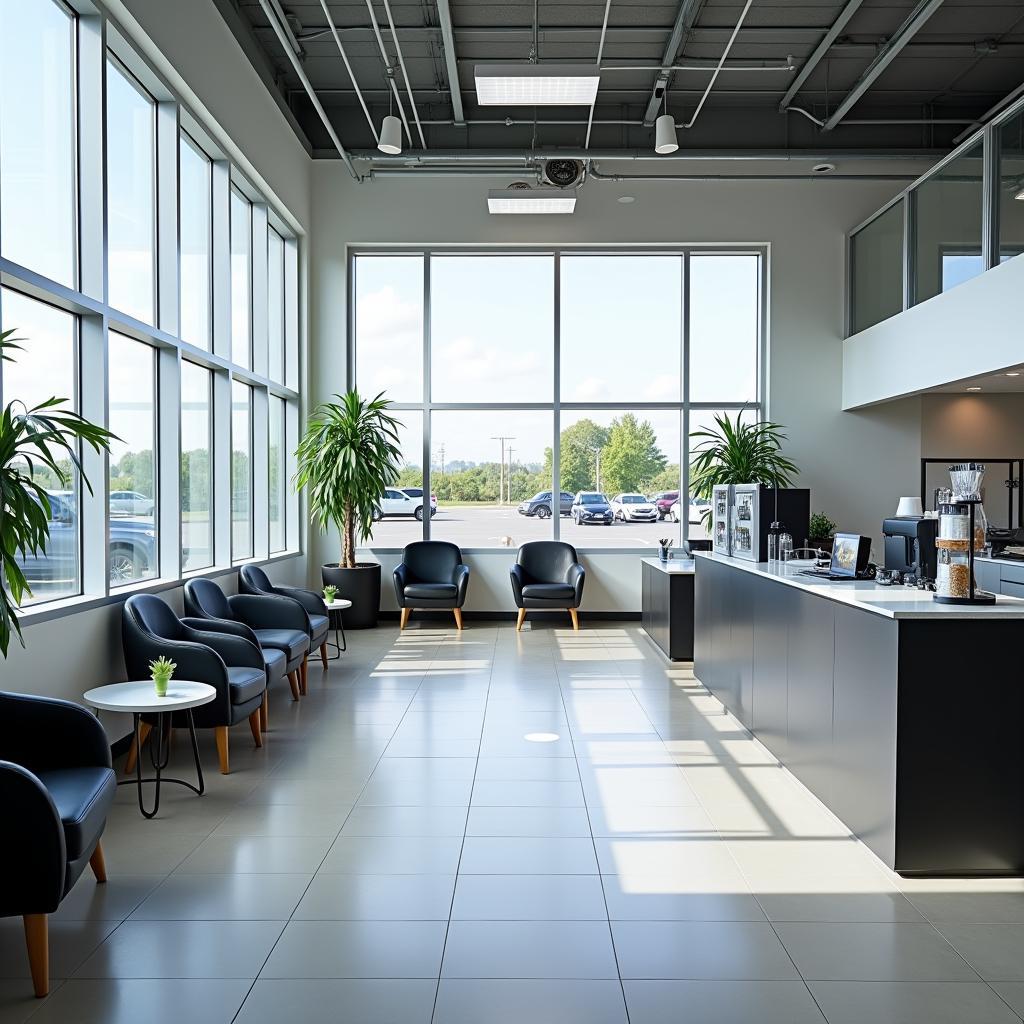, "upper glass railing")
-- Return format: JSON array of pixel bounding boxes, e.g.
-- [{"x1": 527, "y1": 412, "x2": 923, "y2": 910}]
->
[{"x1": 848, "y1": 97, "x2": 1024, "y2": 336}]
